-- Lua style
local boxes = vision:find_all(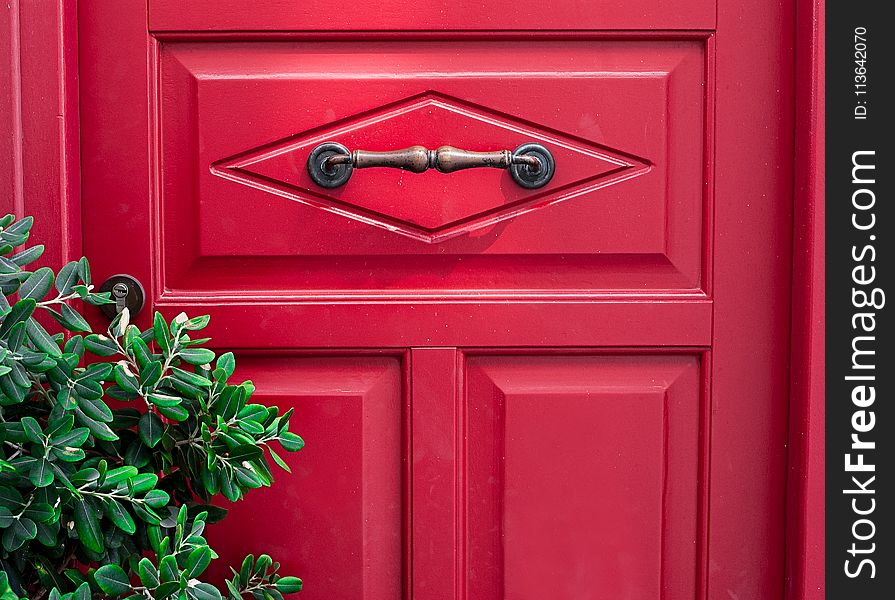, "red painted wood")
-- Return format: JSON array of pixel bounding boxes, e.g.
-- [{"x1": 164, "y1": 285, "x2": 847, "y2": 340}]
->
[
  {"x1": 78, "y1": 0, "x2": 155, "y2": 332},
  {"x1": 74, "y1": 1, "x2": 800, "y2": 599},
  {"x1": 709, "y1": 1, "x2": 796, "y2": 597},
  {"x1": 0, "y1": 0, "x2": 80, "y2": 267},
  {"x1": 410, "y1": 348, "x2": 461, "y2": 600},
  {"x1": 158, "y1": 40, "x2": 706, "y2": 294},
  {"x1": 465, "y1": 354, "x2": 702, "y2": 599},
  {"x1": 149, "y1": 0, "x2": 716, "y2": 32},
  {"x1": 787, "y1": 1, "x2": 825, "y2": 598},
  {"x1": 204, "y1": 354, "x2": 405, "y2": 600},
  {"x1": 154, "y1": 300, "x2": 712, "y2": 348}
]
